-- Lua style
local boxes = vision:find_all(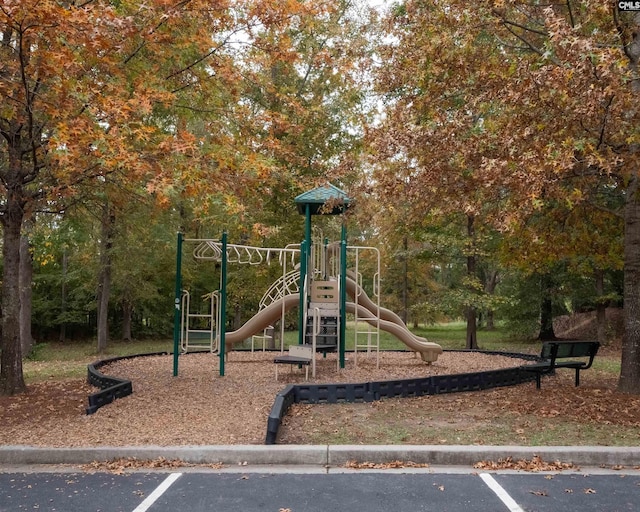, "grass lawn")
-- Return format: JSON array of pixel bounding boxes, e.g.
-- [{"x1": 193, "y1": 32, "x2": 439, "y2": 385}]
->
[
  {"x1": 270, "y1": 321, "x2": 536, "y2": 352},
  {"x1": 23, "y1": 339, "x2": 174, "y2": 382},
  {"x1": 24, "y1": 321, "x2": 617, "y2": 382}
]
